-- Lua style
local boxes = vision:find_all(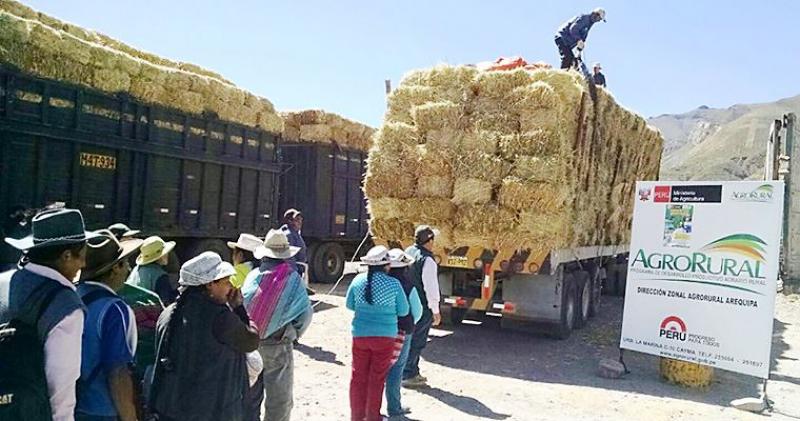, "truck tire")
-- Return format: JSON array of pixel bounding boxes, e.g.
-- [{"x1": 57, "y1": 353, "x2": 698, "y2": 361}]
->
[
  {"x1": 551, "y1": 274, "x2": 577, "y2": 340},
  {"x1": 310, "y1": 242, "x2": 345, "y2": 284},
  {"x1": 574, "y1": 271, "x2": 591, "y2": 329},
  {"x1": 588, "y1": 266, "x2": 602, "y2": 318}
]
